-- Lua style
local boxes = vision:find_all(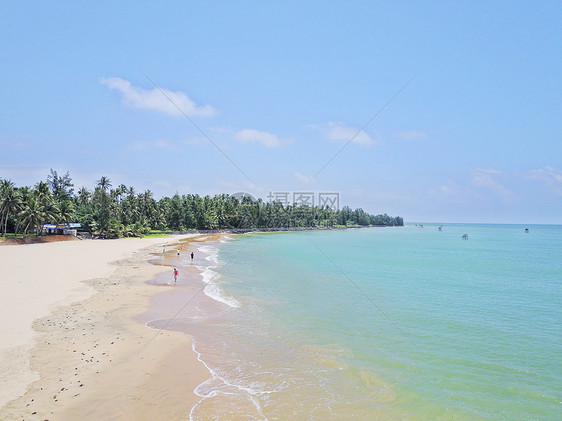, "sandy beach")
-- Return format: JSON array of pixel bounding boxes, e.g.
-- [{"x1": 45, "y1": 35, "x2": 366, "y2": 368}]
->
[{"x1": 0, "y1": 235, "x2": 210, "y2": 420}]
